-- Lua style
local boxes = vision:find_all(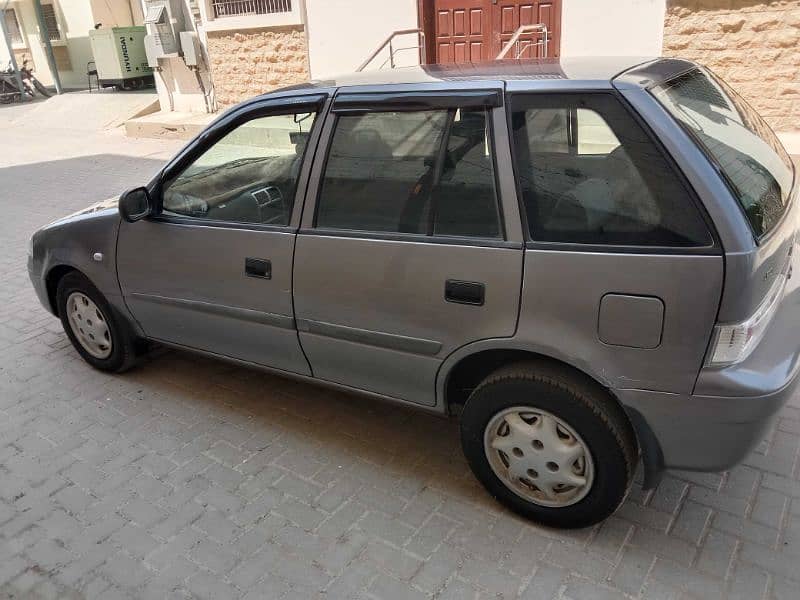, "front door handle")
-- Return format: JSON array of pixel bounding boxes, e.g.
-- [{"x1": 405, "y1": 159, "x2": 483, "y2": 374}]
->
[
  {"x1": 445, "y1": 280, "x2": 485, "y2": 306},
  {"x1": 245, "y1": 257, "x2": 271, "y2": 279}
]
